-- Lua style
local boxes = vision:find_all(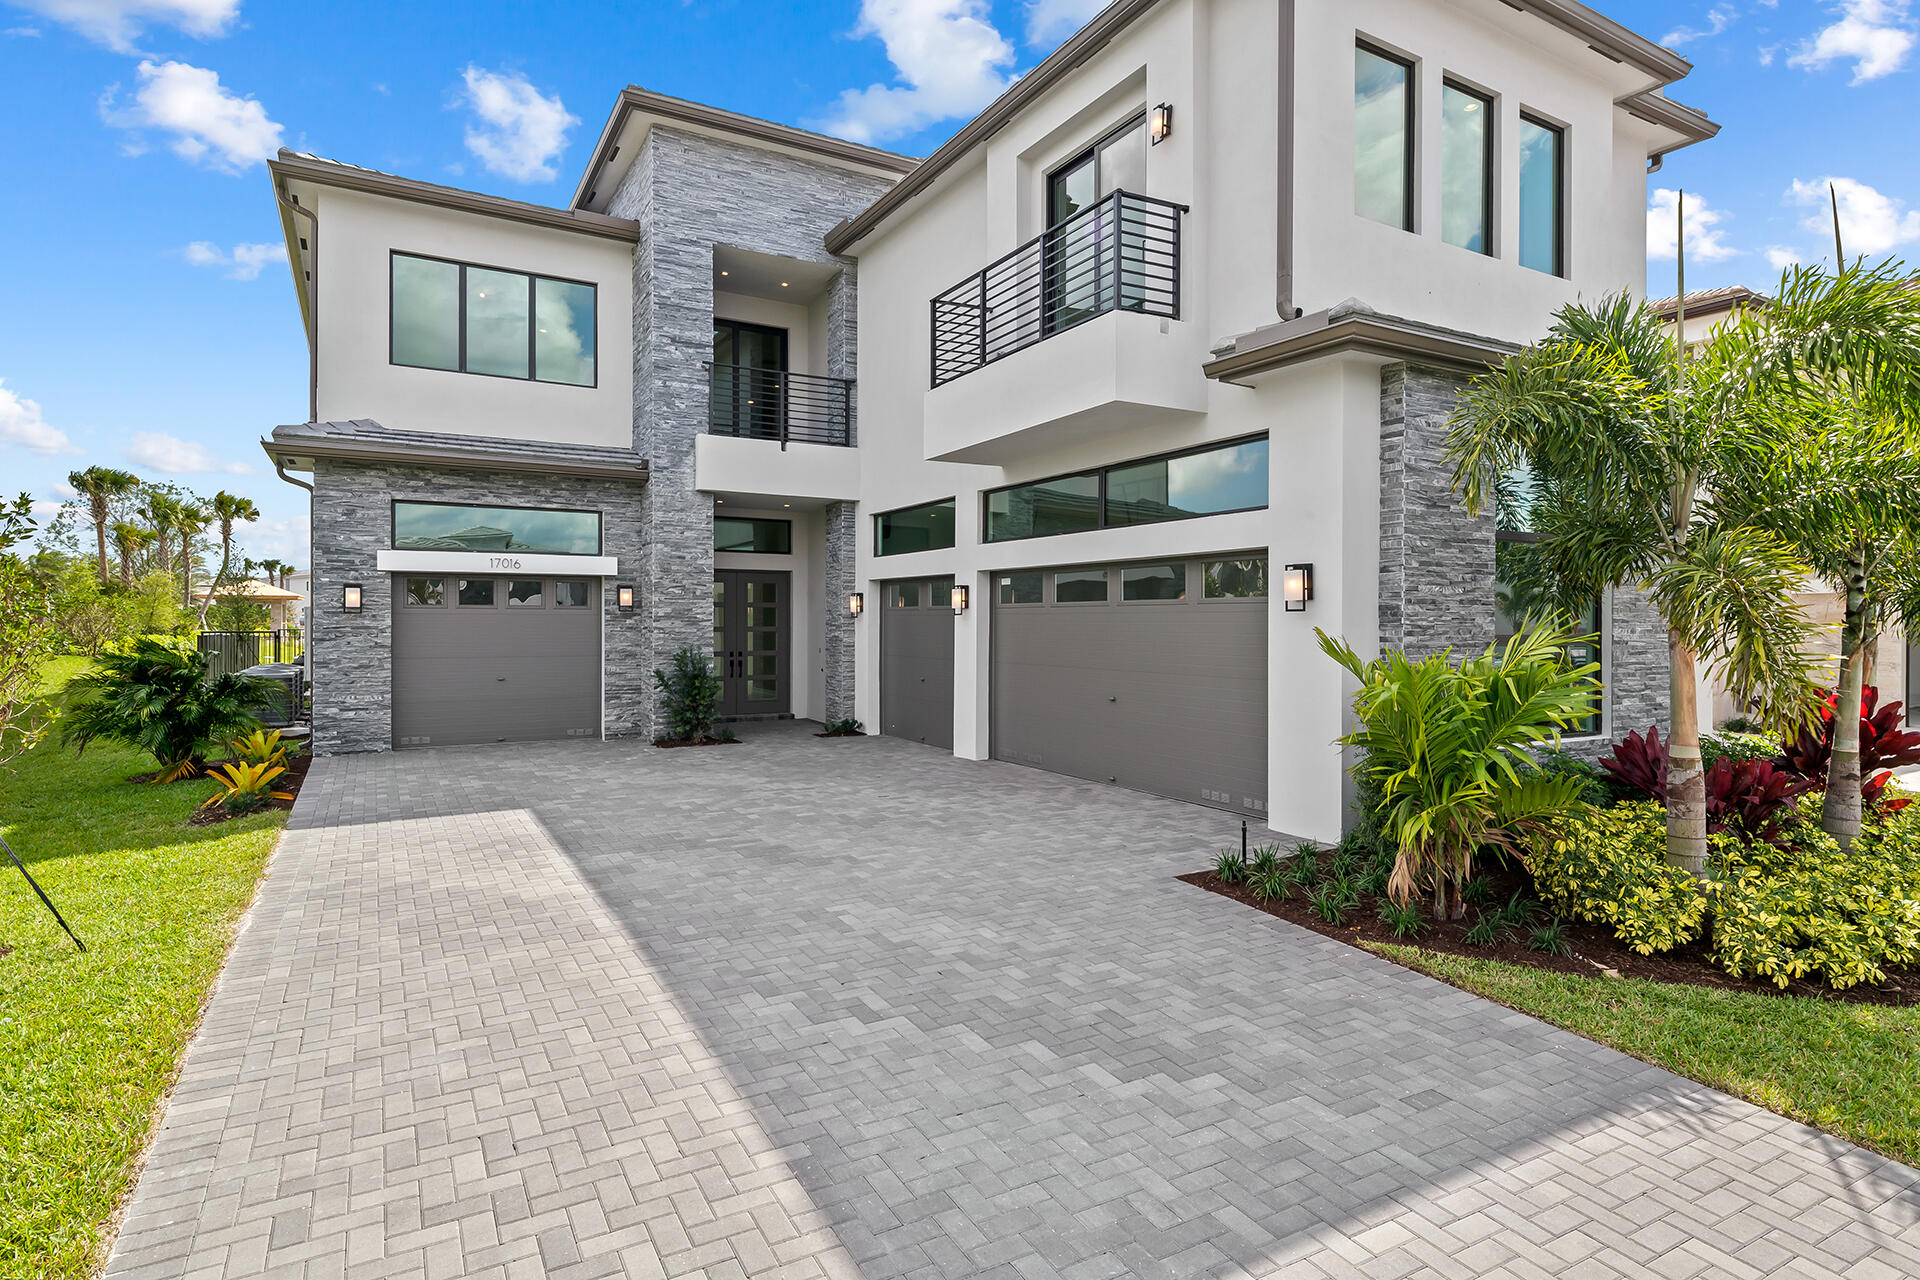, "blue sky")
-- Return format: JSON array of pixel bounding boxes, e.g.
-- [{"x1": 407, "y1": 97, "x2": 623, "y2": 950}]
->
[{"x1": 1, "y1": 0, "x2": 1915, "y2": 566}]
